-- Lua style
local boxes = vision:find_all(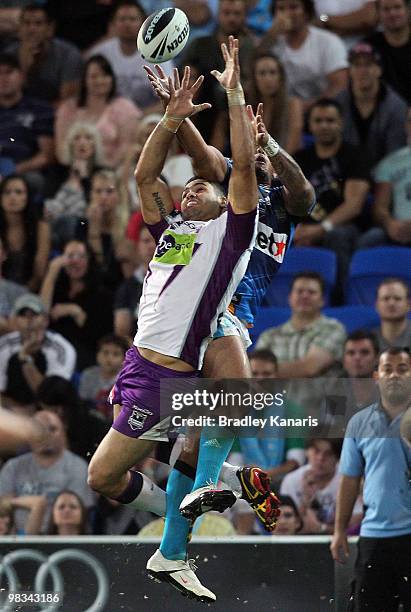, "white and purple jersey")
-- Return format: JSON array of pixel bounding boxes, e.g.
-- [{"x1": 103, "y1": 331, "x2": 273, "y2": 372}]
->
[{"x1": 134, "y1": 204, "x2": 257, "y2": 369}]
